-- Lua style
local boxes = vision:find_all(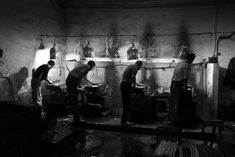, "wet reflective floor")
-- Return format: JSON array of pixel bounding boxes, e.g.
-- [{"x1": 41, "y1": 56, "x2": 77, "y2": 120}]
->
[
  {"x1": 40, "y1": 117, "x2": 158, "y2": 157},
  {"x1": 40, "y1": 116, "x2": 222, "y2": 157},
  {"x1": 41, "y1": 129, "x2": 156, "y2": 157},
  {"x1": 82, "y1": 131, "x2": 155, "y2": 157}
]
